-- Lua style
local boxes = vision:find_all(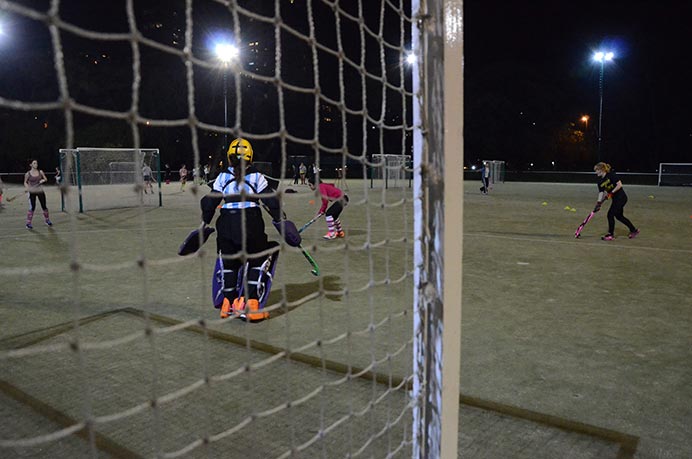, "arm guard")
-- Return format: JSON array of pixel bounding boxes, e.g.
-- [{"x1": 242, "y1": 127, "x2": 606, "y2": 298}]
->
[{"x1": 201, "y1": 193, "x2": 223, "y2": 225}]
